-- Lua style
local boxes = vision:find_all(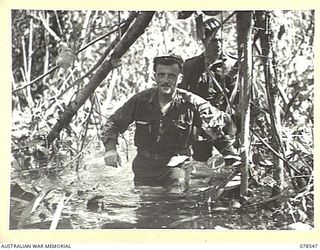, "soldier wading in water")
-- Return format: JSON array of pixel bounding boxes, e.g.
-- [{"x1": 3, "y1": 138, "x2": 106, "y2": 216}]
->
[{"x1": 101, "y1": 54, "x2": 238, "y2": 193}]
